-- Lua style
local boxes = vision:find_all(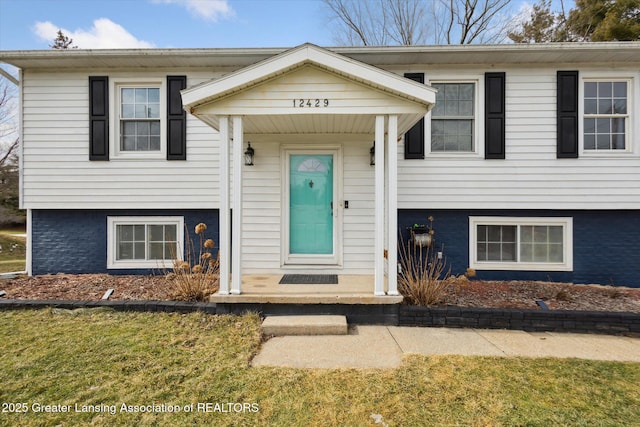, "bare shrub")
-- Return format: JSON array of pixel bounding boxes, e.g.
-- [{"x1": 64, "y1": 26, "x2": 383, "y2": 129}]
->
[
  {"x1": 555, "y1": 288, "x2": 572, "y2": 301},
  {"x1": 166, "y1": 223, "x2": 219, "y2": 302},
  {"x1": 398, "y1": 235, "x2": 457, "y2": 306},
  {"x1": 603, "y1": 287, "x2": 624, "y2": 299}
]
